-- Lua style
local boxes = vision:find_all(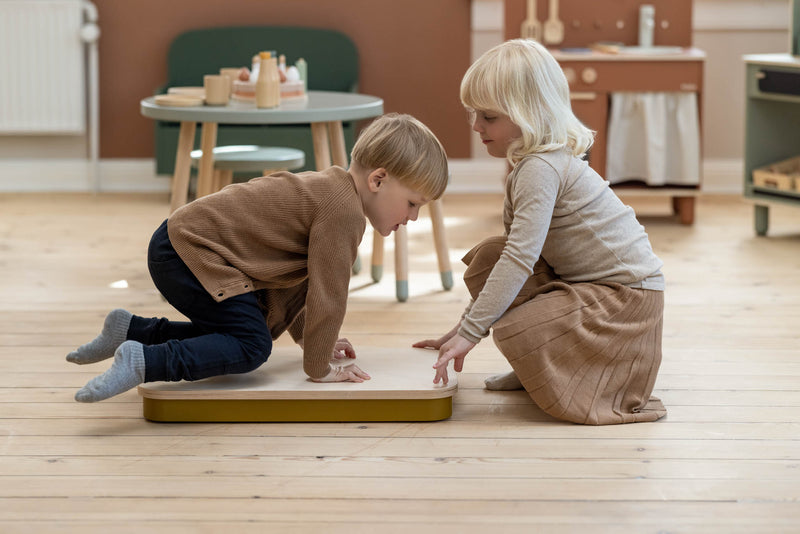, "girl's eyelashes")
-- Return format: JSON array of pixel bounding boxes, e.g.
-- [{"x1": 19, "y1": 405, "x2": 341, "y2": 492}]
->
[{"x1": 466, "y1": 109, "x2": 499, "y2": 123}]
